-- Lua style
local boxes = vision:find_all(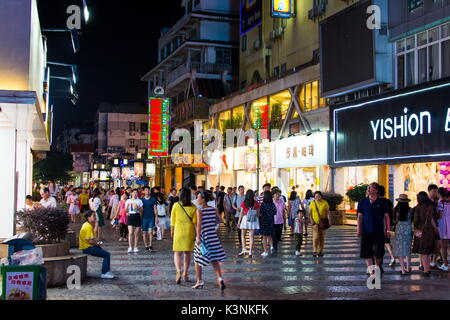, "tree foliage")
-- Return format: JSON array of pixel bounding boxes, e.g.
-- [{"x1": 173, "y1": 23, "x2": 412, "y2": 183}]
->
[{"x1": 33, "y1": 152, "x2": 74, "y2": 184}]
